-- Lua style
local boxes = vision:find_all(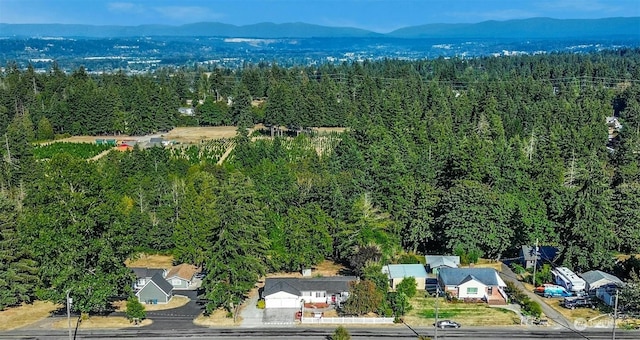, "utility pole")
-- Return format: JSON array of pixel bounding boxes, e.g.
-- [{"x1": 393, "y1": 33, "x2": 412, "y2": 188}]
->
[
  {"x1": 434, "y1": 284, "x2": 439, "y2": 340},
  {"x1": 532, "y1": 238, "x2": 539, "y2": 288},
  {"x1": 612, "y1": 289, "x2": 619, "y2": 340},
  {"x1": 66, "y1": 290, "x2": 72, "y2": 340}
]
